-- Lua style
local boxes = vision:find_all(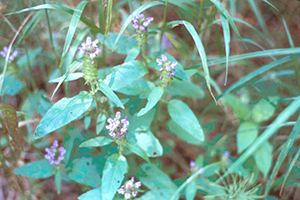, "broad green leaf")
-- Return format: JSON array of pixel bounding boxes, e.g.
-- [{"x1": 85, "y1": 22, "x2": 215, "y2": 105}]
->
[
  {"x1": 55, "y1": 170, "x2": 62, "y2": 194},
  {"x1": 102, "y1": 154, "x2": 128, "y2": 200},
  {"x1": 221, "y1": 96, "x2": 300, "y2": 180},
  {"x1": 125, "y1": 47, "x2": 141, "y2": 62},
  {"x1": 237, "y1": 122, "x2": 258, "y2": 153},
  {"x1": 34, "y1": 91, "x2": 93, "y2": 139},
  {"x1": 68, "y1": 157, "x2": 101, "y2": 187},
  {"x1": 252, "y1": 97, "x2": 278, "y2": 123},
  {"x1": 14, "y1": 160, "x2": 54, "y2": 178},
  {"x1": 79, "y1": 136, "x2": 113, "y2": 148},
  {"x1": 84, "y1": 115, "x2": 91, "y2": 130},
  {"x1": 127, "y1": 108, "x2": 156, "y2": 132},
  {"x1": 167, "y1": 120, "x2": 202, "y2": 145},
  {"x1": 21, "y1": 90, "x2": 52, "y2": 116},
  {"x1": 98, "y1": 33, "x2": 137, "y2": 55},
  {"x1": 185, "y1": 180, "x2": 197, "y2": 200},
  {"x1": 113, "y1": 1, "x2": 164, "y2": 47},
  {"x1": 0, "y1": 73, "x2": 23, "y2": 96},
  {"x1": 125, "y1": 141, "x2": 150, "y2": 162},
  {"x1": 140, "y1": 189, "x2": 178, "y2": 200},
  {"x1": 223, "y1": 94, "x2": 250, "y2": 120},
  {"x1": 253, "y1": 142, "x2": 273, "y2": 178},
  {"x1": 115, "y1": 79, "x2": 155, "y2": 99},
  {"x1": 168, "y1": 99, "x2": 205, "y2": 142},
  {"x1": 97, "y1": 82, "x2": 124, "y2": 109},
  {"x1": 96, "y1": 113, "x2": 107, "y2": 134},
  {"x1": 103, "y1": 61, "x2": 148, "y2": 91},
  {"x1": 134, "y1": 129, "x2": 163, "y2": 157},
  {"x1": 137, "y1": 86, "x2": 164, "y2": 117},
  {"x1": 49, "y1": 73, "x2": 84, "y2": 83},
  {"x1": 0, "y1": 103, "x2": 24, "y2": 151},
  {"x1": 166, "y1": 20, "x2": 215, "y2": 101},
  {"x1": 166, "y1": 80, "x2": 205, "y2": 99},
  {"x1": 78, "y1": 187, "x2": 102, "y2": 200},
  {"x1": 139, "y1": 163, "x2": 177, "y2": 191}
]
